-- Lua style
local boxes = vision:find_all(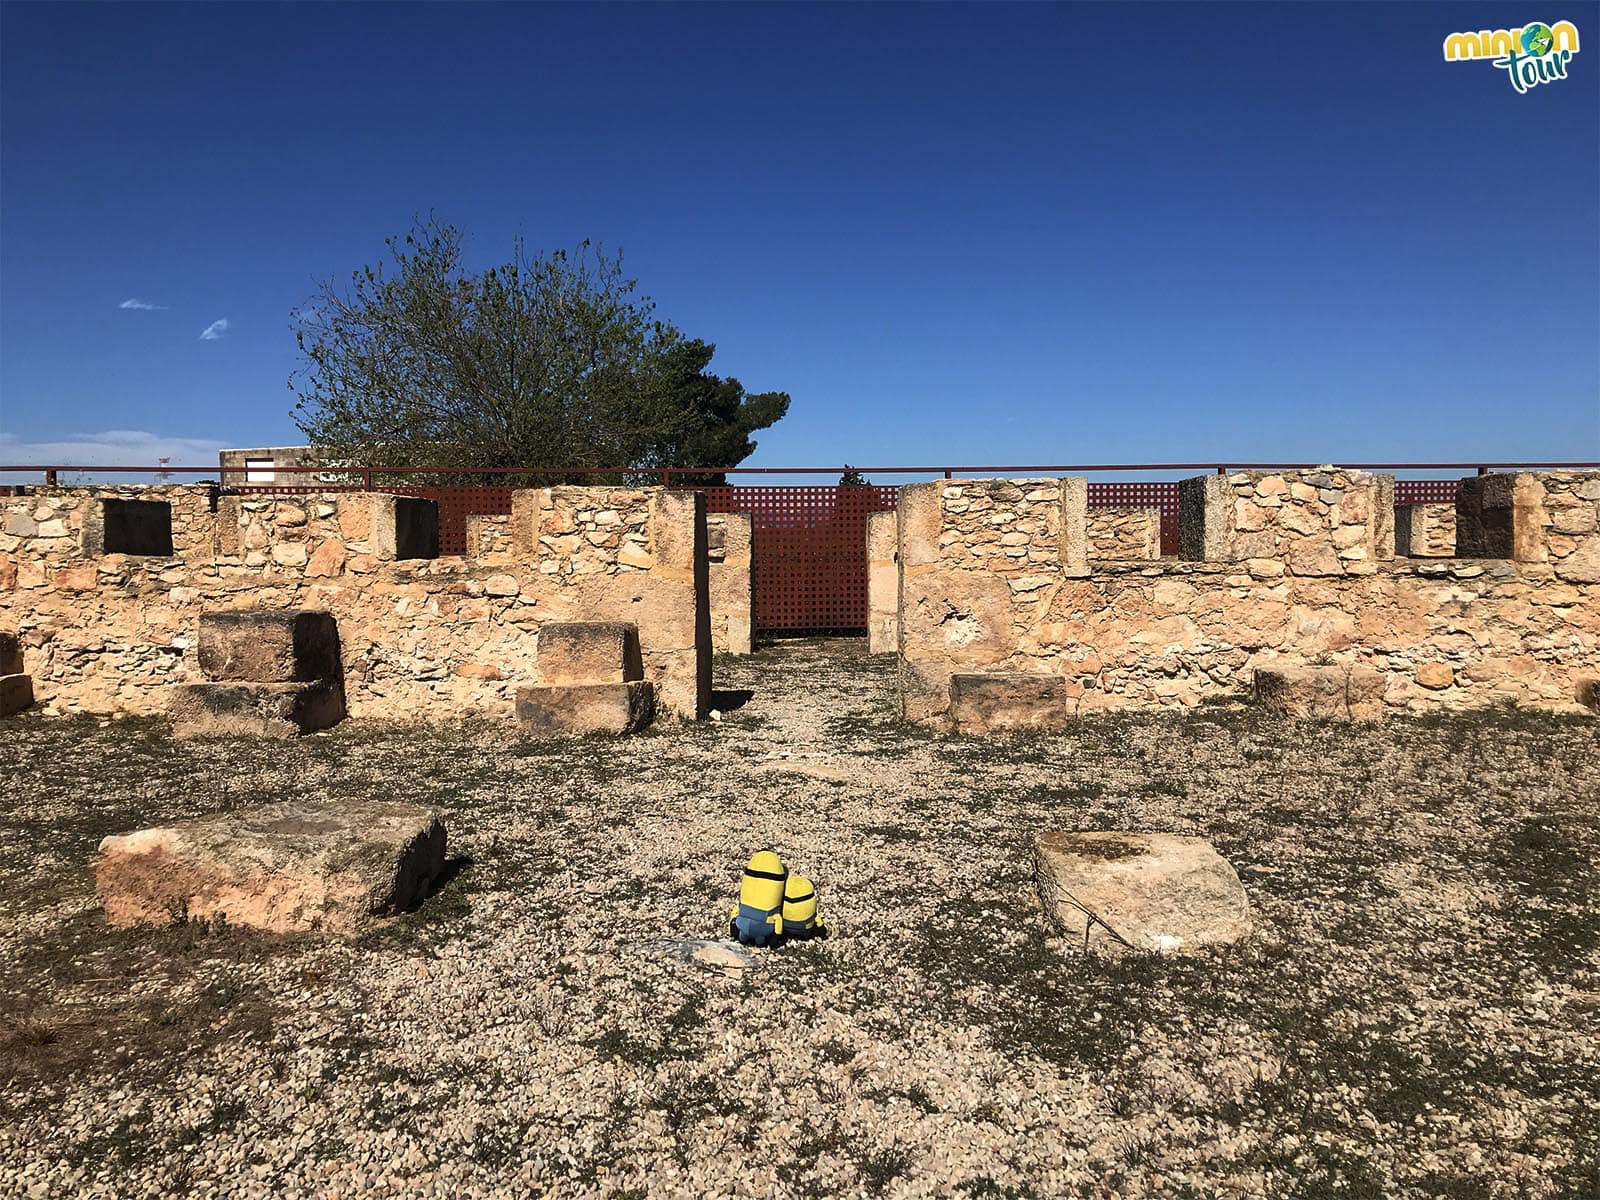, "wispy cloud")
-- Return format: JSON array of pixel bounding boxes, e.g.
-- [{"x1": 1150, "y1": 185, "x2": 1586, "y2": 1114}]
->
[
  {"x1": 0, "y1": 430, "x2": 228, "y2": 481},
  {"x1": 199, "y1": 318, "x2": 229, "y2": 341},
  {"x1": 119, "y1": 298, "x2": 169, "y2": 310}
]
